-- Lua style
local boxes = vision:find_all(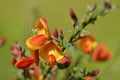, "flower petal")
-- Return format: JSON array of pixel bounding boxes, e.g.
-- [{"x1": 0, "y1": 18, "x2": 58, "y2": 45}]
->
[
  {"x1": 36, "y1": 18, "x2": 50, "y2": 38},
  {"x1": 15, "y1": 56, "x2": 34, "y2": 69},
  {"x1": 39, "y1": 41, "x2": 64, "y2": 62},
  {"x1": 92, "y1": 43, "x2": 111, "y2": 61},
  {"x1": 26, "y1": 34, "x2": 47, "y2": 50}
]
